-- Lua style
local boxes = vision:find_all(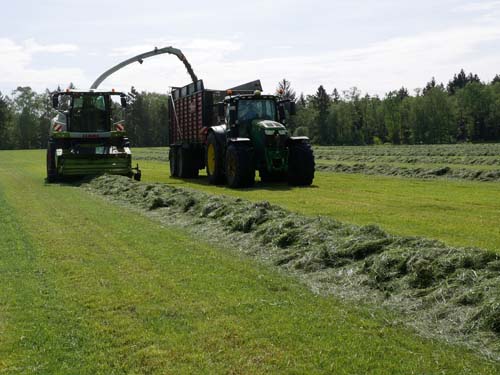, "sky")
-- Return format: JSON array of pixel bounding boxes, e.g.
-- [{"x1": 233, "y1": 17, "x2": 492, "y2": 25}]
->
[{"x1": 1, "y1": 0, "x2": 500, "y2": 97}]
